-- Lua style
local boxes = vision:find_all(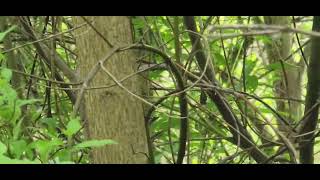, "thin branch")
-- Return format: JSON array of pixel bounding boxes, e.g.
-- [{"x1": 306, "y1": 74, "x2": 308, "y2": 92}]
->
[
  {"x1": 184, "y1": 16, "x2": 269, "y2": 163},
  {"x1": 209, "y1": 24, "x2": 320, "y2": 38}
]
